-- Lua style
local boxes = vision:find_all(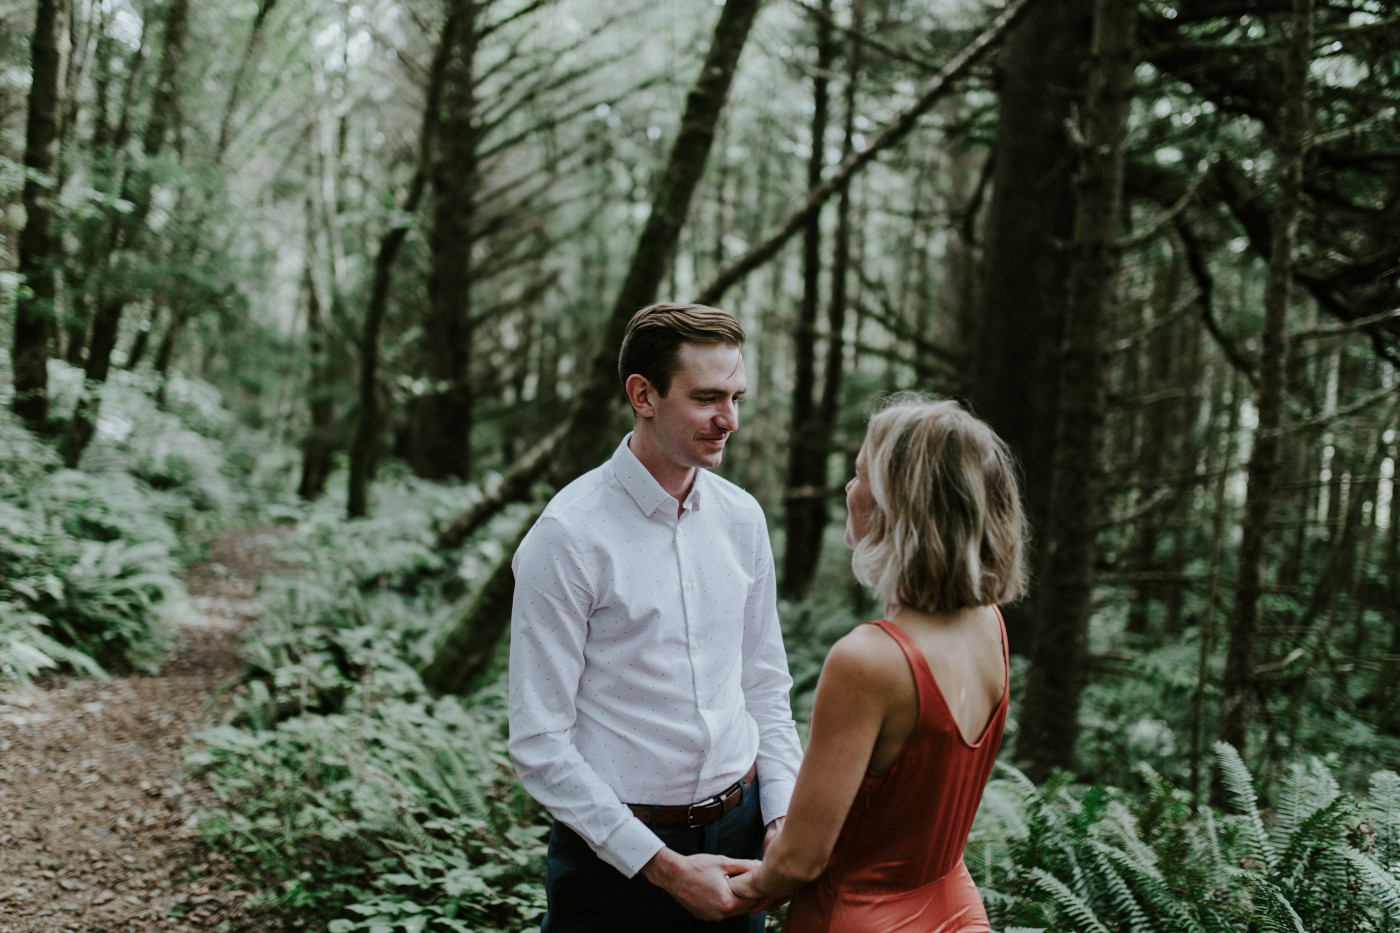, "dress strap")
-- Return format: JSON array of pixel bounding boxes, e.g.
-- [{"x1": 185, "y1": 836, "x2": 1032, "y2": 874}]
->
[
  {"x1": 866, "y1": 619, "x2": 937, "y2": 723},
  {"x1": 991, "y1": 604, "x2": 1009, "y2": 690}
]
